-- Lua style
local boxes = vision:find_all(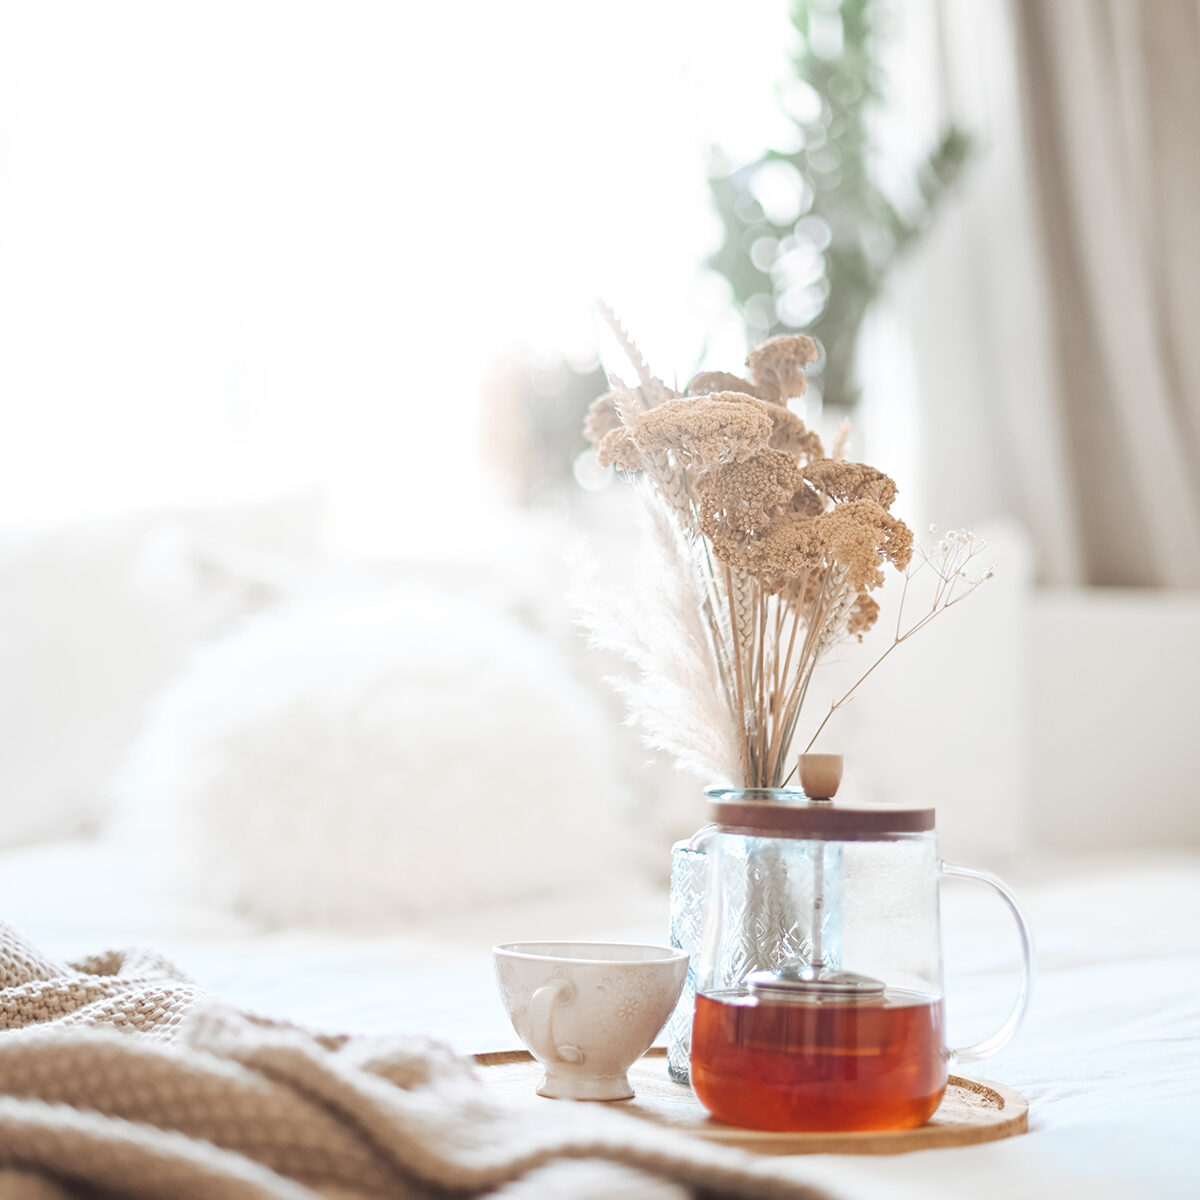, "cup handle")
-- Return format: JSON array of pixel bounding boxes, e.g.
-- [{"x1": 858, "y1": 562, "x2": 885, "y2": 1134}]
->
[
  {"x1": 527, "y1": 979, "x2": 584, "y2": 1065},
  {"x1": 940, "y1": 860, "x2": 1034, "y2": 1065}
]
